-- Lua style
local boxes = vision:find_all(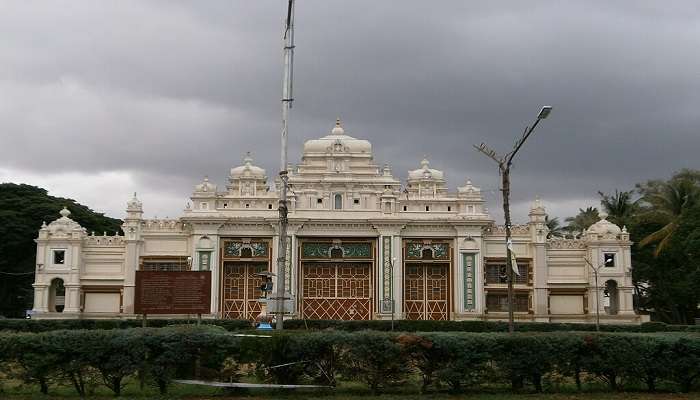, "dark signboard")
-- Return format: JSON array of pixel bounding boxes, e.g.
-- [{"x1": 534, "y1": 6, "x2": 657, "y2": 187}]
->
[{"x1": 134, "y1": 271, "x2": 211, "y2": 314}]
